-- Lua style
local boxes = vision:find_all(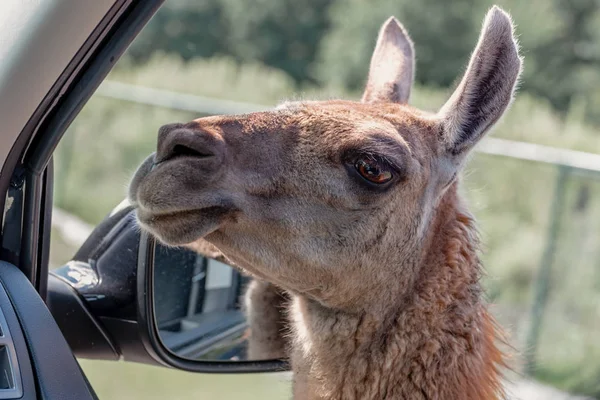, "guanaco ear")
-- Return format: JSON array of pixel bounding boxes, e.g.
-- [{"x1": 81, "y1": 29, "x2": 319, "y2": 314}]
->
[
  {"x1": 438, "y1": 6, "x2": 522, "y2": 158},
  {"x1": 361, "y1": 17, "x2": 415, "y2": 104}
]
